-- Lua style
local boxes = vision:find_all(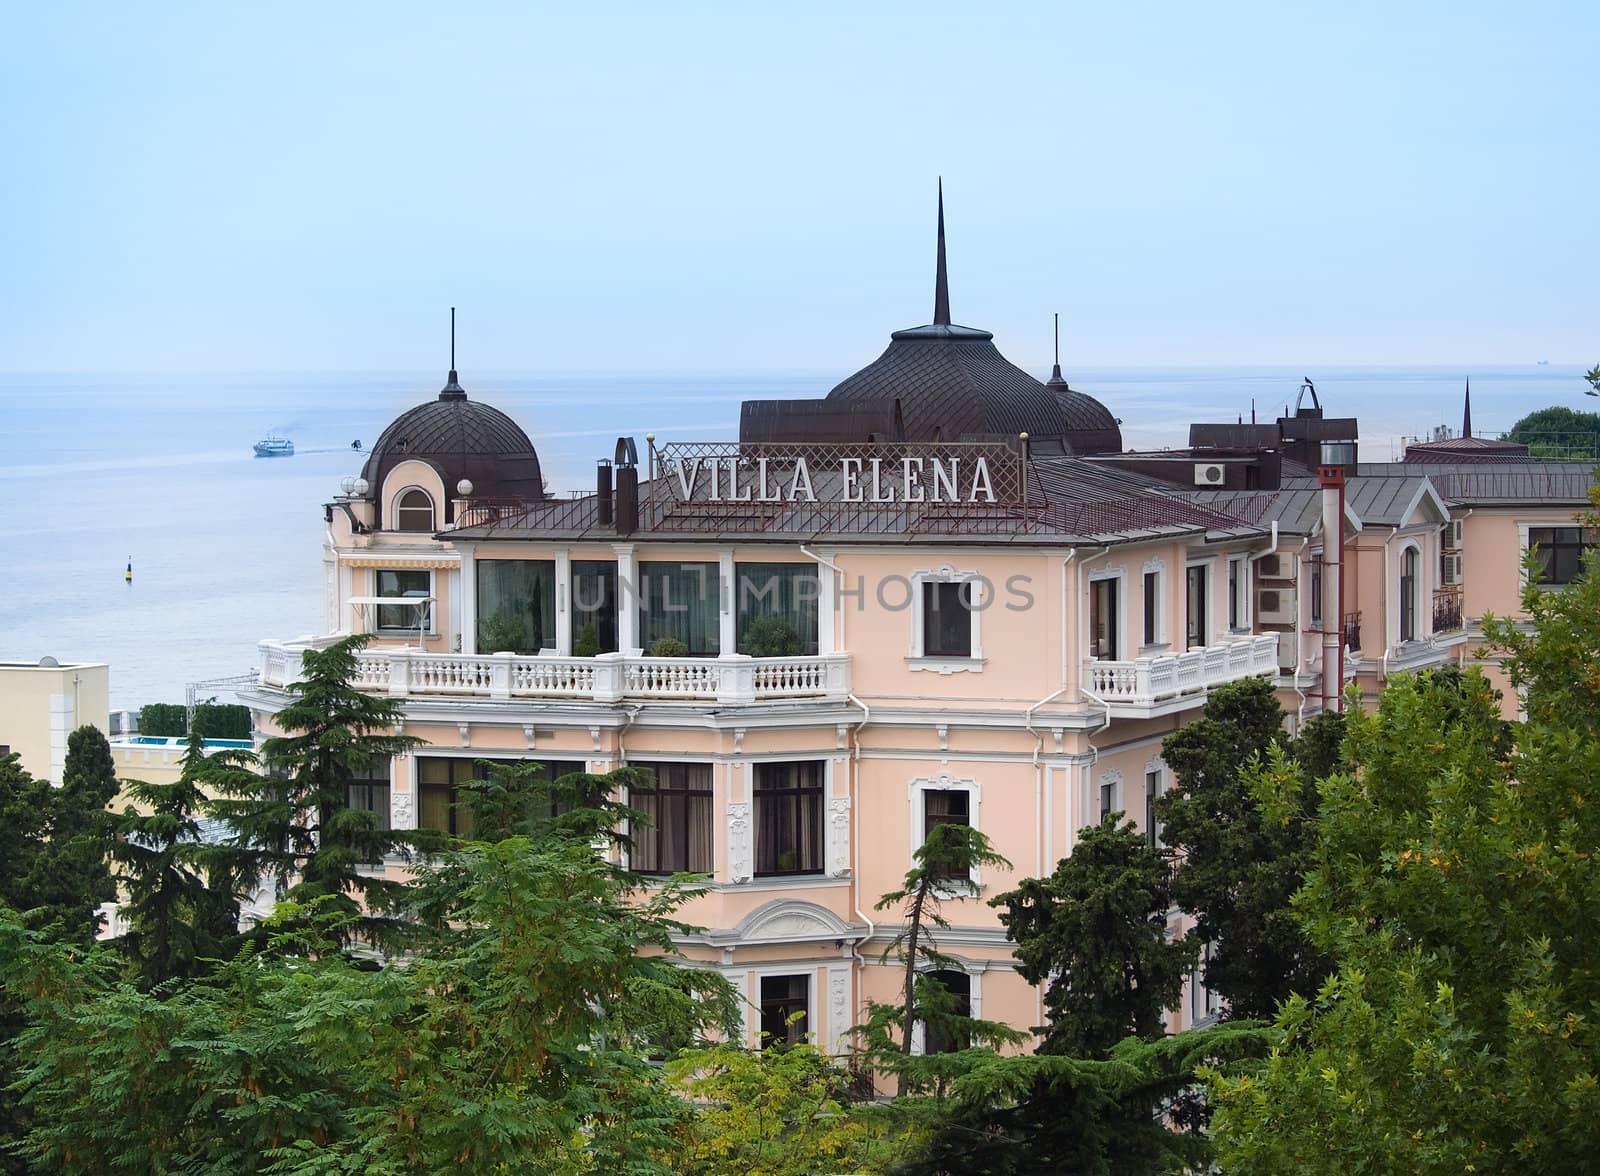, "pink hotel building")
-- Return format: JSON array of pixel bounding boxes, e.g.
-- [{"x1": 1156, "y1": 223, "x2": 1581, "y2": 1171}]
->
[{"x1": 241, "y1": 223, "x2": 1594, "y2": 1051}]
